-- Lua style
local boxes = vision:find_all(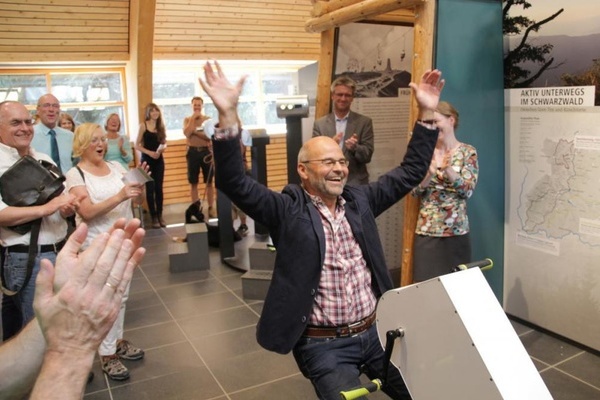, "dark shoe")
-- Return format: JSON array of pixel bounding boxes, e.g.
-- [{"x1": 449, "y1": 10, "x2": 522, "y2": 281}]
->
[
  {"x1": 158, "y1": 216, "x2": 166, "y2": 227},
  {"x1": 151, "y1": 216, "x2": 160, "y2": 229},
  {"x1": 186, "y1": 200, "x2": 204, "y2": 223},
  {"x1": 236, "y1": 224, "x2": 249, "y2": 237},
  {"x1": 87, "y1": 371, "x2": 94, "y2": 384},
  {"x1": 116, "y1": 339, "x2": 145, "y2": 361},
  {"x1": 101, "y1": 354, "x2": 130, "y2": 381}
]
